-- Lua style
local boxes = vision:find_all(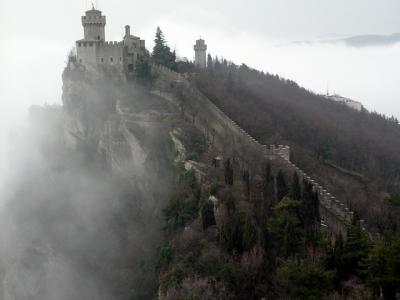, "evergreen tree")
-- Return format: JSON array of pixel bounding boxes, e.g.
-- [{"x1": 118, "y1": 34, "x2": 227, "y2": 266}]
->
[
  {"x1": 152, "y1": 27, "x2": 177, "y2": 70},
  {"x1": 277, "y1": 260, "x2": 334, "y2": 300},
  {"x1": 290, "y1": 172, "x2": 301, "y2": 200},
  {"x1": 201, "y1": 200, "x2": 216, "y2": 230},
  {"x1": 367, "y1": 234, "x2": 400, "y2": 300},
  {"x1": 242, "y1": 169, "x2": 250, "y2": 196},
  {"x1": 271, "y1": 197, "x2": 304, "y2": 257},
  {"x1": 135, "y1": 53, "x2": 152, "y2": 80},
  {"x1": 207, "y1": 54, "x2": 213, "y2": 71},
  {"x1": 224, "y1": 159, "x2": 234, "y2": 185},
  {"x1": 342, "y1": 217, "x2": 370, "y2": 279},
  {"x1": 276, "y1": 170, "x2": 288, "y2": 202},
  {"x1": 242, "y1": 212, "x2": 257, "y2": 251},
  {"x1": 301, "y1": 180, "x2": 320, "y2": 244}
]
